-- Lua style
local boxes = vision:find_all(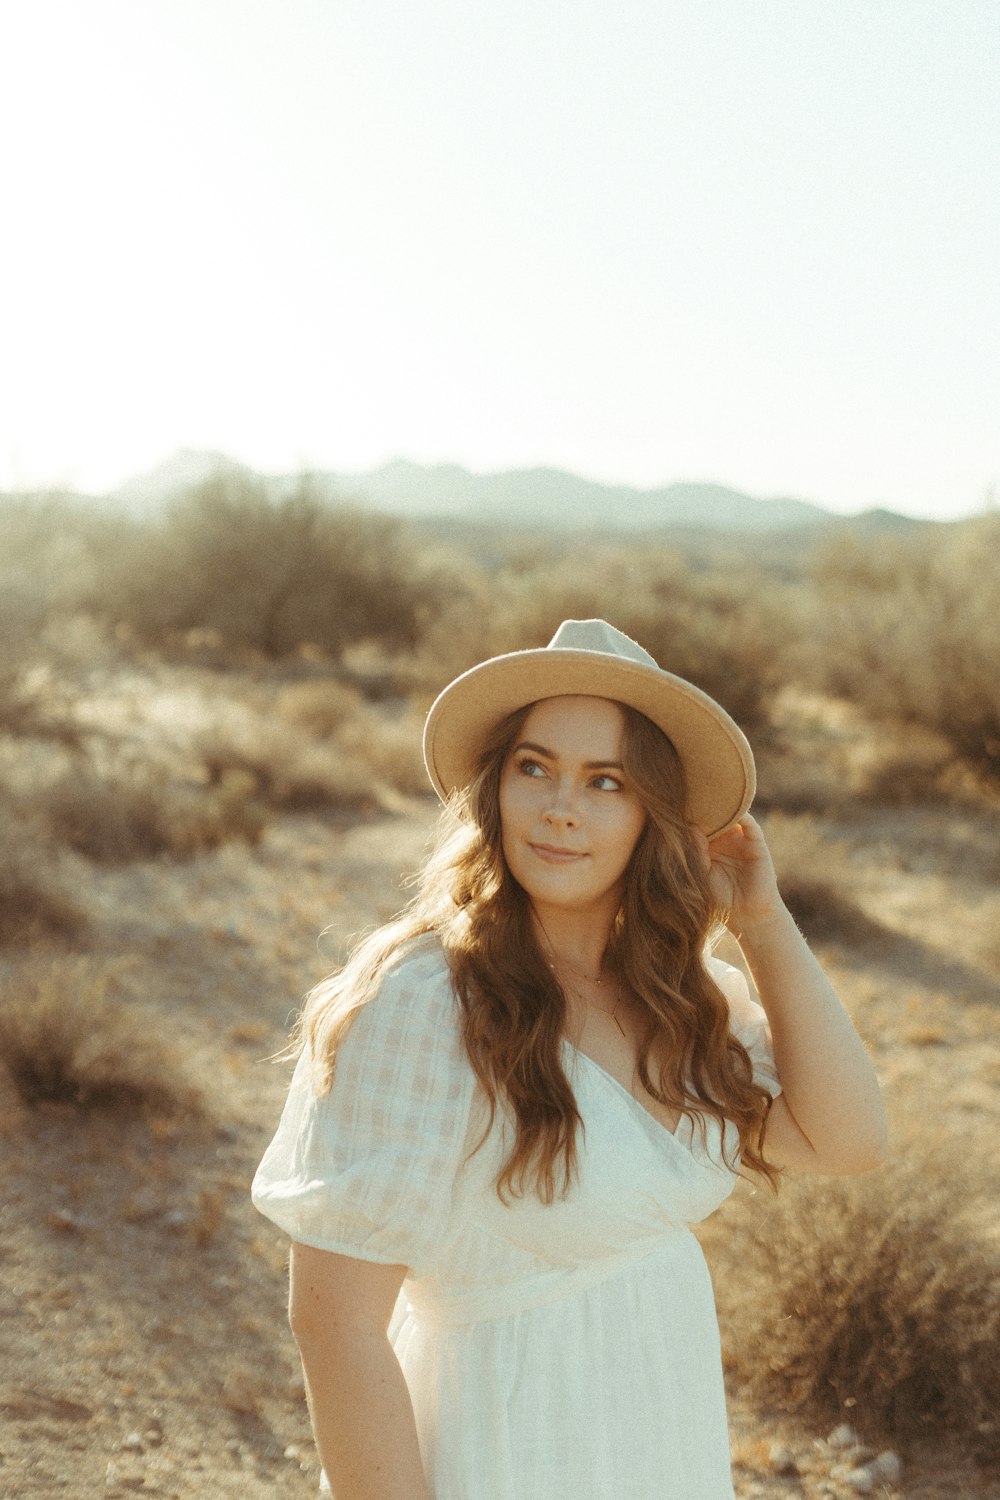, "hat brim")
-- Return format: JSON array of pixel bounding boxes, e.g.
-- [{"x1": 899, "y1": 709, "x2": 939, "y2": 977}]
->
[{"x1": 422, "y1": 647, "x2": 755, "y2": 838}]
